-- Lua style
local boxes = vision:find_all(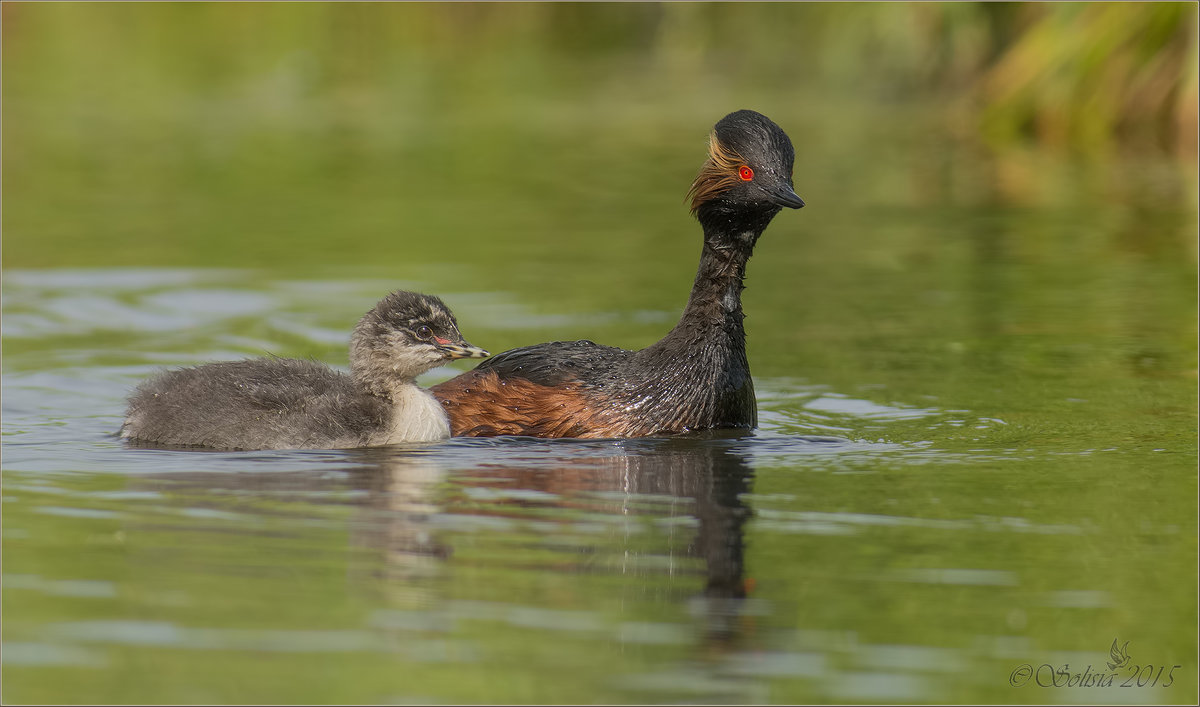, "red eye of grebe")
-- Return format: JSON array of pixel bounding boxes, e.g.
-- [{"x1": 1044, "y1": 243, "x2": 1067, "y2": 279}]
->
[{"x1": 738, "y1": 165, "x2": 754, "y2": 181}]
